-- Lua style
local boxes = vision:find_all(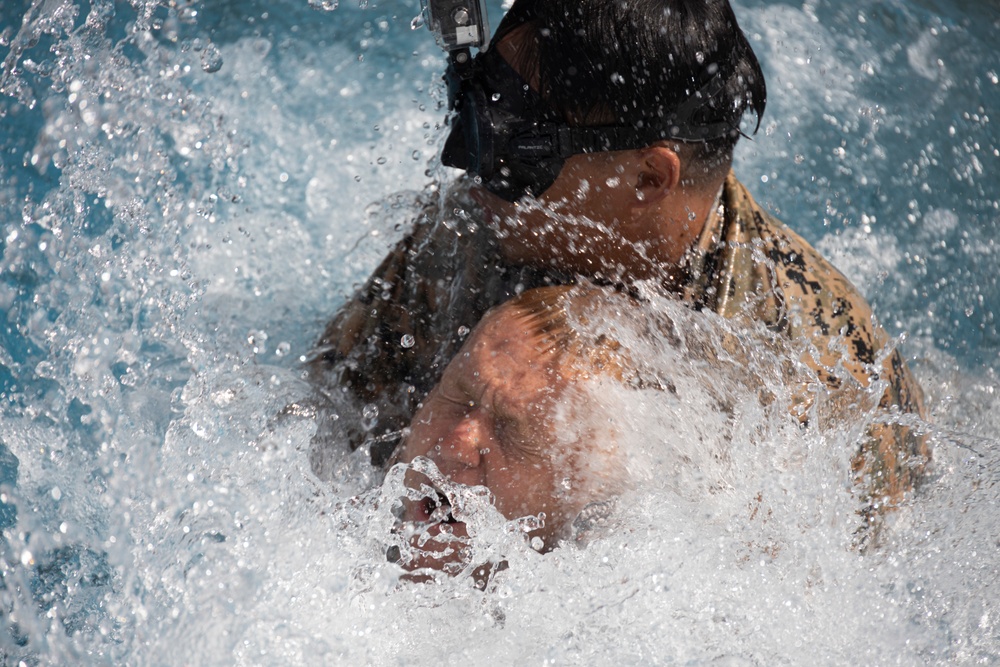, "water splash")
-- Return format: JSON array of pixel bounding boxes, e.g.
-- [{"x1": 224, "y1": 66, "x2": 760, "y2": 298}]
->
[
  {"x1": 308, "y1": 0, "x2": 340, "y2": 11},
  {"x1": 0, "y1": 0, "x2": 998, "y2": 664},
  {"x1": 199, "y1": 42, "x2": 223, "y2": 73}
]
